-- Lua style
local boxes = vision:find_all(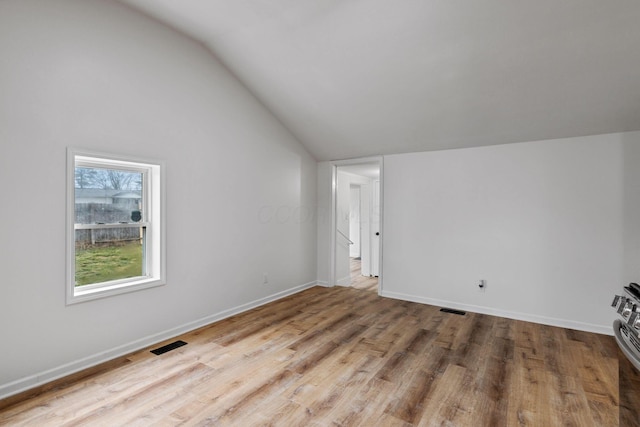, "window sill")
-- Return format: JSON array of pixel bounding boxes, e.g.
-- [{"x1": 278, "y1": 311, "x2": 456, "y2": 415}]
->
[{"x1": 67, "y1": 277, "x2": 165, "y2": 305}]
